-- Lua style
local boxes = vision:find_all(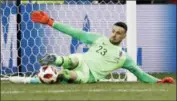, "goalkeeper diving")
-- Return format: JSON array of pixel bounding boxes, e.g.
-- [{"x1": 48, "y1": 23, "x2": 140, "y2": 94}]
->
[{"x1": 10, "y1": 11, "x2": 174, "y2": 84}]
